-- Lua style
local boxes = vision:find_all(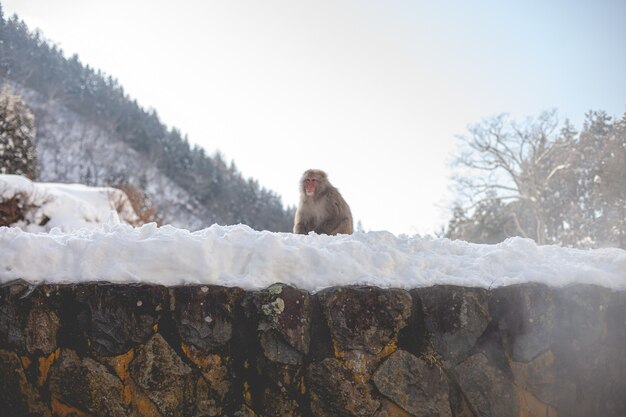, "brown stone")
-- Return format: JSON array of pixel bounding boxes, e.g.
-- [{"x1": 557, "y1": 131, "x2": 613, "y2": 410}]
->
[
  {"x1": 454, "y1": 352, "x2": 518, "y2": 417},
  {"x1": 174, "y1": 285, "x2": 244, "y2": 352},
  {"x1": 307, "y1": 357, "x2": 380, "y2": 417},
  {"x1": 0, "y1": 282, "x2": 624, "y2": 417},
  {"x1": 194, "y1": 375, "x2": 225, "y2": 417},
  {"x1": 317, "y1": 286, "x2": 412, "y2": 355},
  {"x1": 553, "y1": 284, "x2": 612, "y2": 353},
  {"x1": 129, "y1": 333, "x2": 194, "y2": 417},
  {"x1": 0, "y1": 349, "x2": 51, "y2": 416},
  {"x1": 416, "y1": 285, "x2": 489, "y2": 363},
  {"x1": 0, "y1": 281, "x2": 60, "y2": 355},
  {"x1": 48, "y1": 349, "x2": 129, "y2": 417},
  {"x1": 516, "y1": 387, "x2": 558, "y2": 417},
  {"x1": 372, "y1": 399, "x2": 414, "y2": 417},
  {"x1": 182, "y1": 343, "x2": 232, "y2": 415},
  {"x1": 235, "y1": 404, "x2": 260, "y2": 417},
  {"x1": 260, "y1": 386, "x2": 302, "y2": 417},
  {"x1": 240, "y1": 284, "x2": 311, "y2": 415},
  {"x1": 490, "y1": 283, "x2": 556, "y2": 363},
  {"x1": 74, "y1": 283, "x2": 167, "y2": 356},
  {"x1": 372, "y1": 350, "x2": 451, "y2": 417},
  {"x1": 244, "y1": 283, "x2": 312, "y2": 364},
  {"x1": 509, "y1": 349, "x2": 560, "y2": 406}
]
